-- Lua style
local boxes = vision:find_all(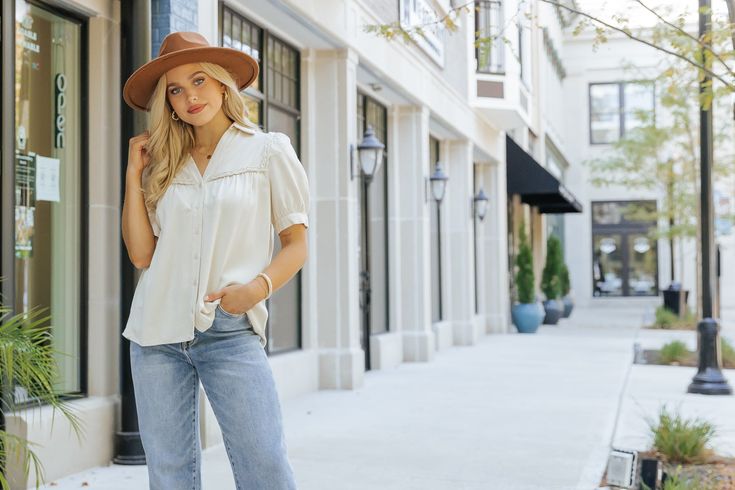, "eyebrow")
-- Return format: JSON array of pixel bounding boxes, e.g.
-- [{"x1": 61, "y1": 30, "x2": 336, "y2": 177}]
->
[{"x1": 166, "y1": 71, "x2": 205, "y2": 88}]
